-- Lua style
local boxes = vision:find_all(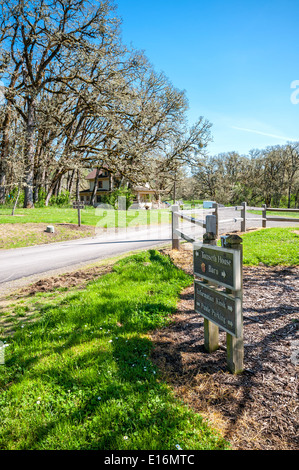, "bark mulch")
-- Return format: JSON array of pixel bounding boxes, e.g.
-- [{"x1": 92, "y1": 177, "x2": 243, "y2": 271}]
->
[{"x1": 151, "y1": 244, "x2": 299, "y2": 450}]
